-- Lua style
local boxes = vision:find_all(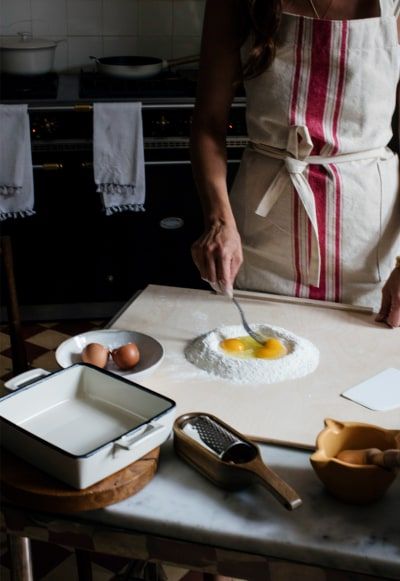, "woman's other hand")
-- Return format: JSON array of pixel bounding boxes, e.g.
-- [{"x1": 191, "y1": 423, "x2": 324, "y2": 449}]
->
[
  {"x1": 375, "y1": 266, "x2": 400, "y2": 328},
  {"x1": 191, "y1": 219, "x2": 243, "y2": 295}
]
